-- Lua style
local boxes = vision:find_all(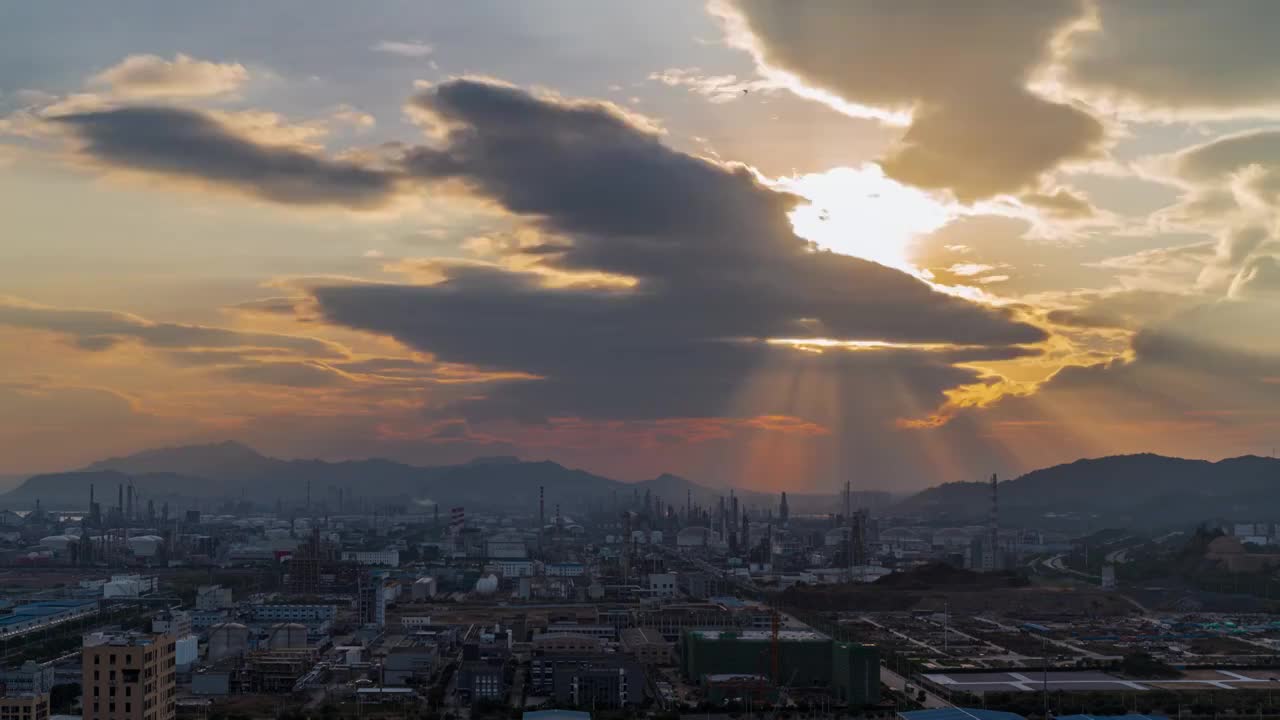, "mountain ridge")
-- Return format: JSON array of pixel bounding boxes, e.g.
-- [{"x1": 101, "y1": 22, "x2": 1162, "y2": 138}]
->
[{"x1": 5, "y1": 441, "x2": 893, "y2": 514}]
